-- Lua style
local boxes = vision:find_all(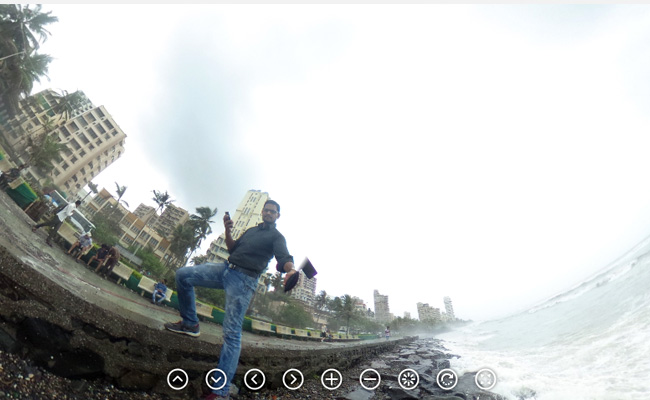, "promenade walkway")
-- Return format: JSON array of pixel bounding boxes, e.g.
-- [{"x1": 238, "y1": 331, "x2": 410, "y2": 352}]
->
[{"x1": 0, "y1": 192, "x2": 409, "y2": 399}]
